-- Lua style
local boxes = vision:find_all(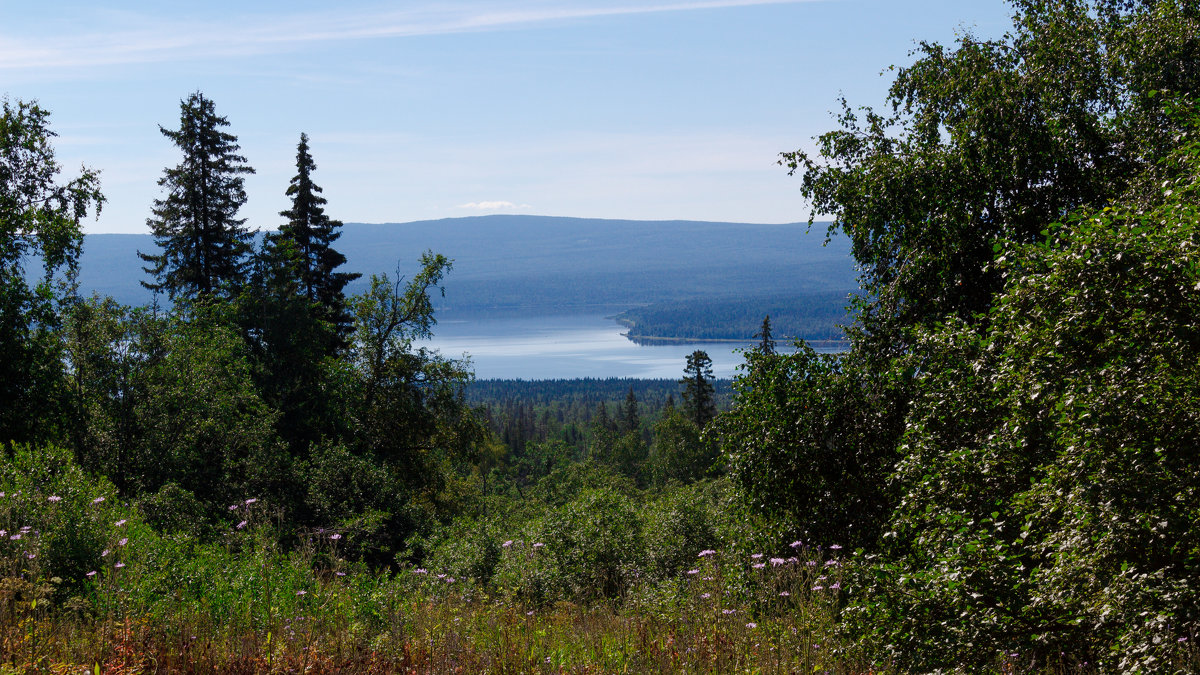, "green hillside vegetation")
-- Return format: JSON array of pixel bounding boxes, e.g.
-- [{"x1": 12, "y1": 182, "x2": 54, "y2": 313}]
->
[{"x1": 3, "y1": 1, "x2": 1200, "y2": 671}]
